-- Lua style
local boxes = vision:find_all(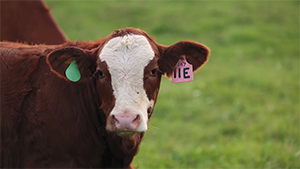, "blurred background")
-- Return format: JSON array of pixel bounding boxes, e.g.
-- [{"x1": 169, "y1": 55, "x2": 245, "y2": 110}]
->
[{"x1": 45, "y1": 1, "x2": 299, "y2": 168}]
